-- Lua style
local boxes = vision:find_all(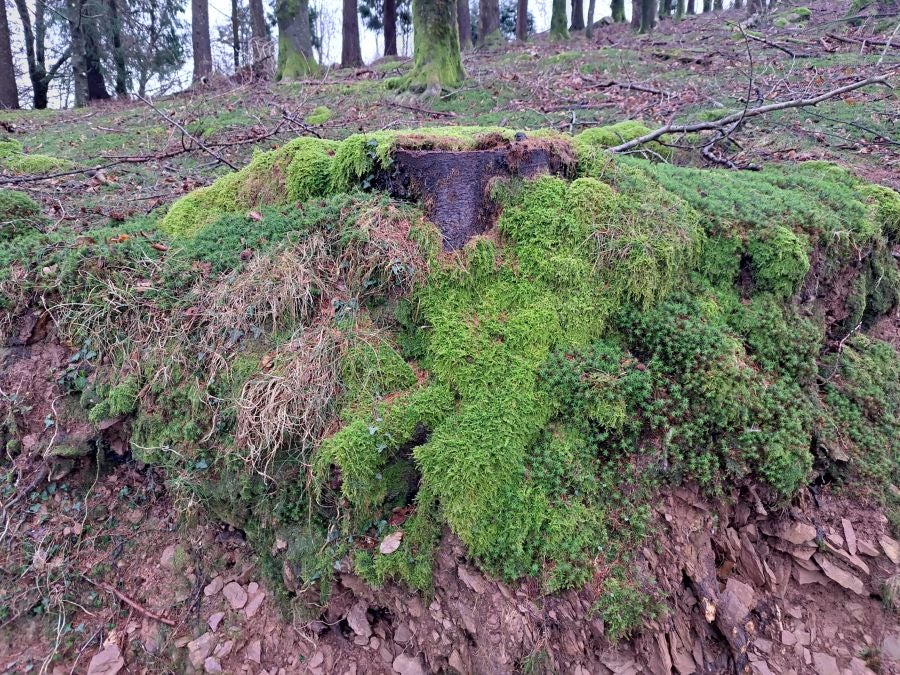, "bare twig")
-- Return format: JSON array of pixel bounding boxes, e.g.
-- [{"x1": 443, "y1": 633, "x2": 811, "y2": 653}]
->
[
  {"x1": 83, "y1": 576, "x2": 177, "y2": 626},
  {"x1": 608, "y1": 74, "x2": 893, "y2": 153},
  {"x1": 135, "y1": 94, "x2": 238, "y2": 170}
]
